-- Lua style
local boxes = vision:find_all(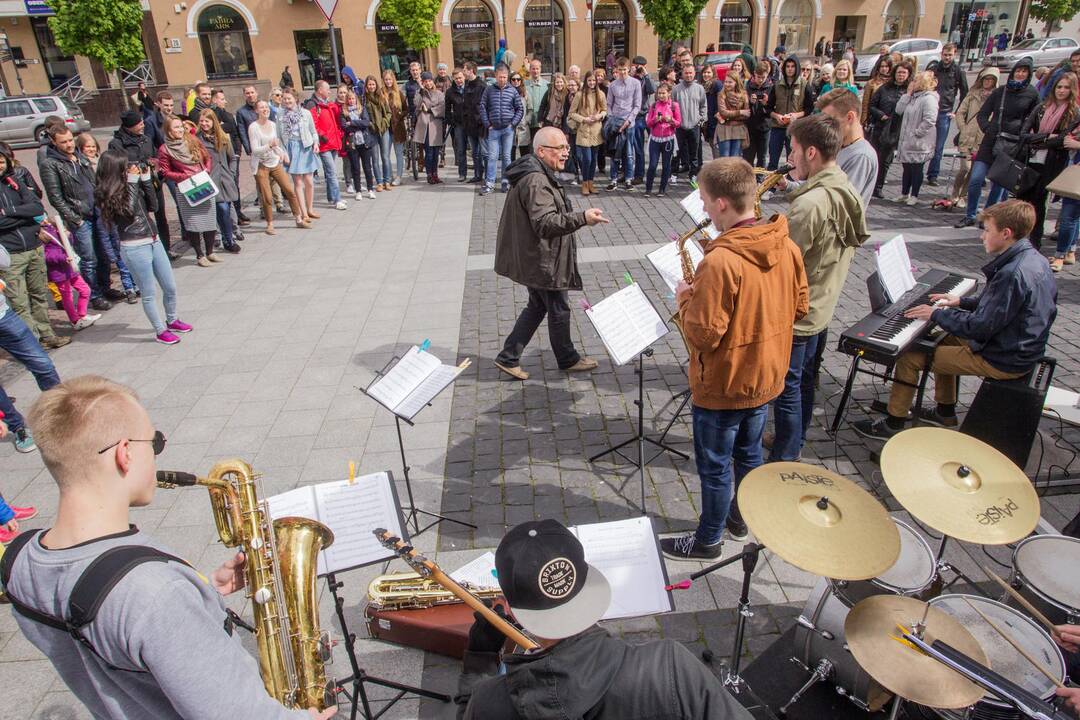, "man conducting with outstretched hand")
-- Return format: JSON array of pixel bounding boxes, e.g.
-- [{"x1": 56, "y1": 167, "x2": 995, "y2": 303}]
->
[{"x1": 454, "y1": 518, "x2": 754, "y2": 719}]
